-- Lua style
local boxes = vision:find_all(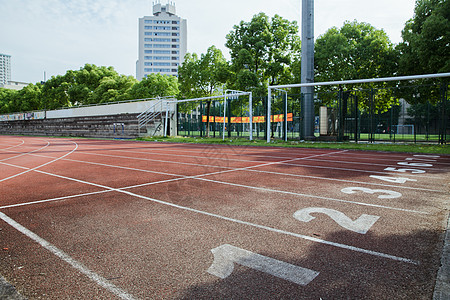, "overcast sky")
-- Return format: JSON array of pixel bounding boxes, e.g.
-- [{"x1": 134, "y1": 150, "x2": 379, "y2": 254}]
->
[{"x1": 1, "y1": 0, "x2": 416, "y2": 84}]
